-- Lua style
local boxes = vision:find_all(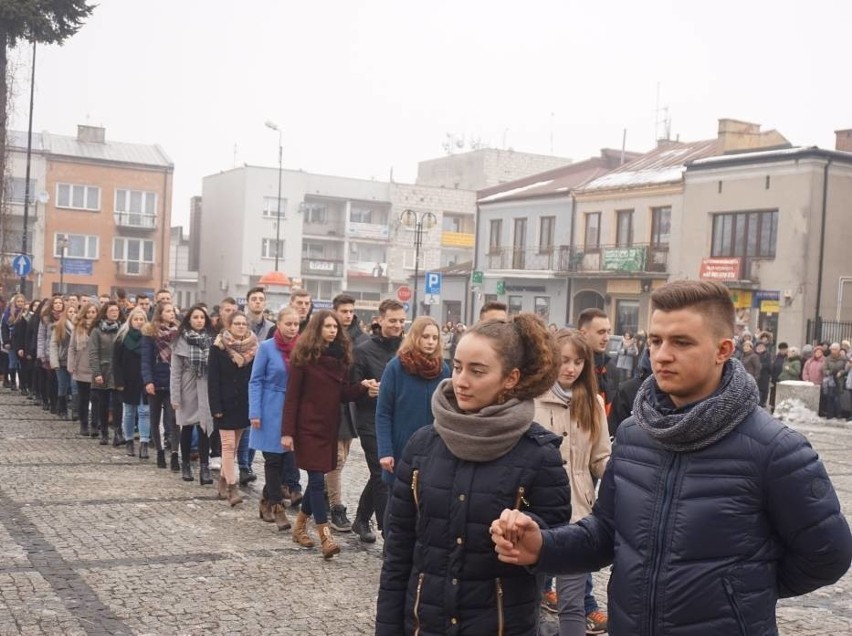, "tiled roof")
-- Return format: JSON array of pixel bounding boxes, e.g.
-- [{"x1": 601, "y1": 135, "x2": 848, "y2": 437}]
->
[{"x1": 579, "y1": 139, "x2": 720, "y2": 192}]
